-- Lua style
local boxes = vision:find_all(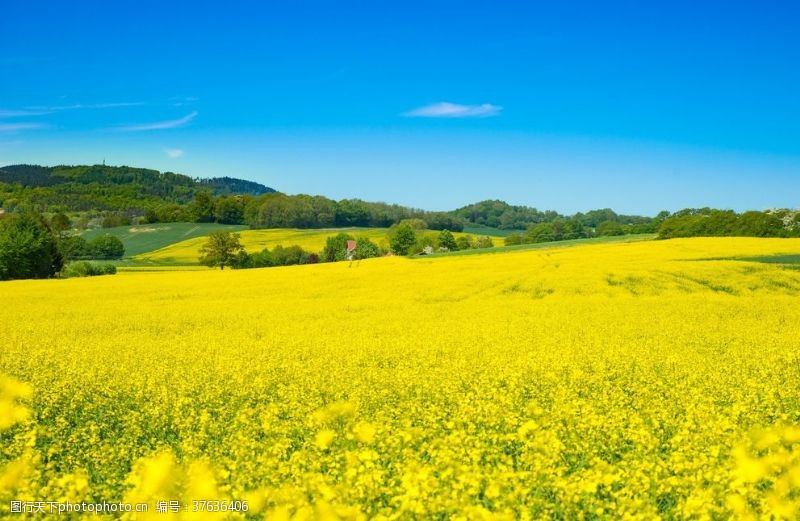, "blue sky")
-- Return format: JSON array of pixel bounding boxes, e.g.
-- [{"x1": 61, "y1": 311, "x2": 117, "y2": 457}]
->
[{"x1": 1, "y1": 0, "x2": 799, "y2": 214}]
